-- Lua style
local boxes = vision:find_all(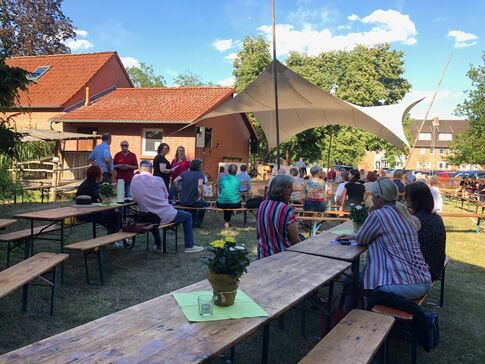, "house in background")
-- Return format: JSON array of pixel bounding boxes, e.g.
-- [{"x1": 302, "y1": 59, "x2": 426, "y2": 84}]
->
[
  {"x1": 5, "y1": 51, "x2": 133, "y2": 130},
  {"x1": 51, "y1": 87, "x2": 257, "y2": 179}
]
